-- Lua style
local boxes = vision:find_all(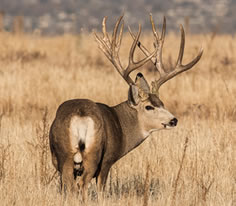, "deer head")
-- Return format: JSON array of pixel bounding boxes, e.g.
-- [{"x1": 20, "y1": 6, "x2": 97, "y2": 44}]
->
[{"x1": 94, "y1": 15, "x2": 203, "y2": 135}]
